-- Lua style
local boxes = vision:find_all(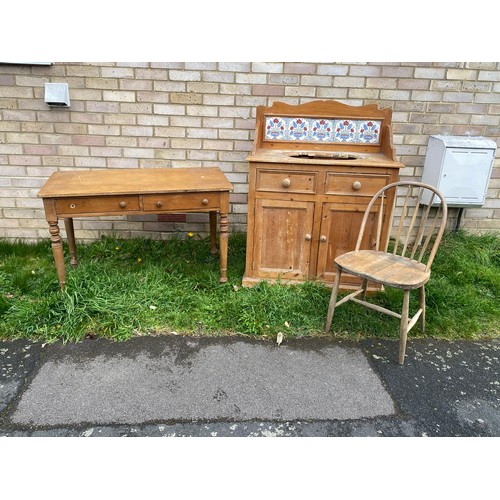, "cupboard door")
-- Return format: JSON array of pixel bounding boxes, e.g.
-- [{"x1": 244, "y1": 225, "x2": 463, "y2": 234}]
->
[
  {"x1": 252, "y1": 199, "x2": 315, "y2": 281},
  {"x1": 316, "y1": 202, "x2": 378, "y2": 285}
]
